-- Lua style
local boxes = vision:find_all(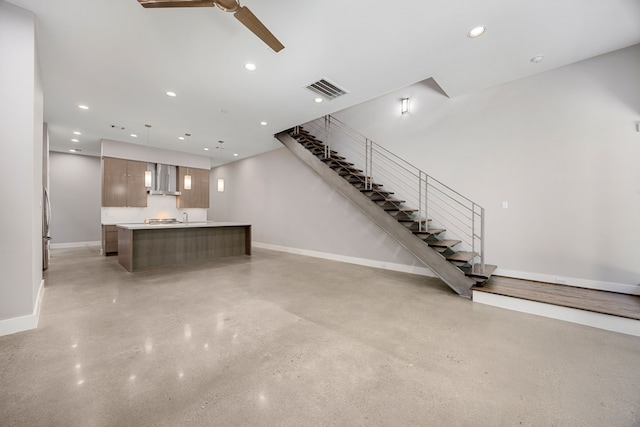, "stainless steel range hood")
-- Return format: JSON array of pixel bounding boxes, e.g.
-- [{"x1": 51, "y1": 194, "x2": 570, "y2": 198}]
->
[{"x1": 147, "y1": 163, "x2": 181, "y2": 196}]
